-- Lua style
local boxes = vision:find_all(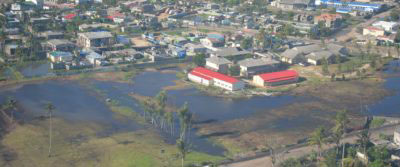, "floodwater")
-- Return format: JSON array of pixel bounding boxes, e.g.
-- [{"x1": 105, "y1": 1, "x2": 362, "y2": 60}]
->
[
  {"x1": 0, "y1": 81, "x2": 142, "y2": 133},
  {"x1": 1, "y1": 61, "x2": 399, "y2": 156},
  {"x1": 19, "y1": 62, "x2": 52, "y2": 78},
  {"x1": 367, "y1": 60, "x2": 400, "y2": 116}
]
